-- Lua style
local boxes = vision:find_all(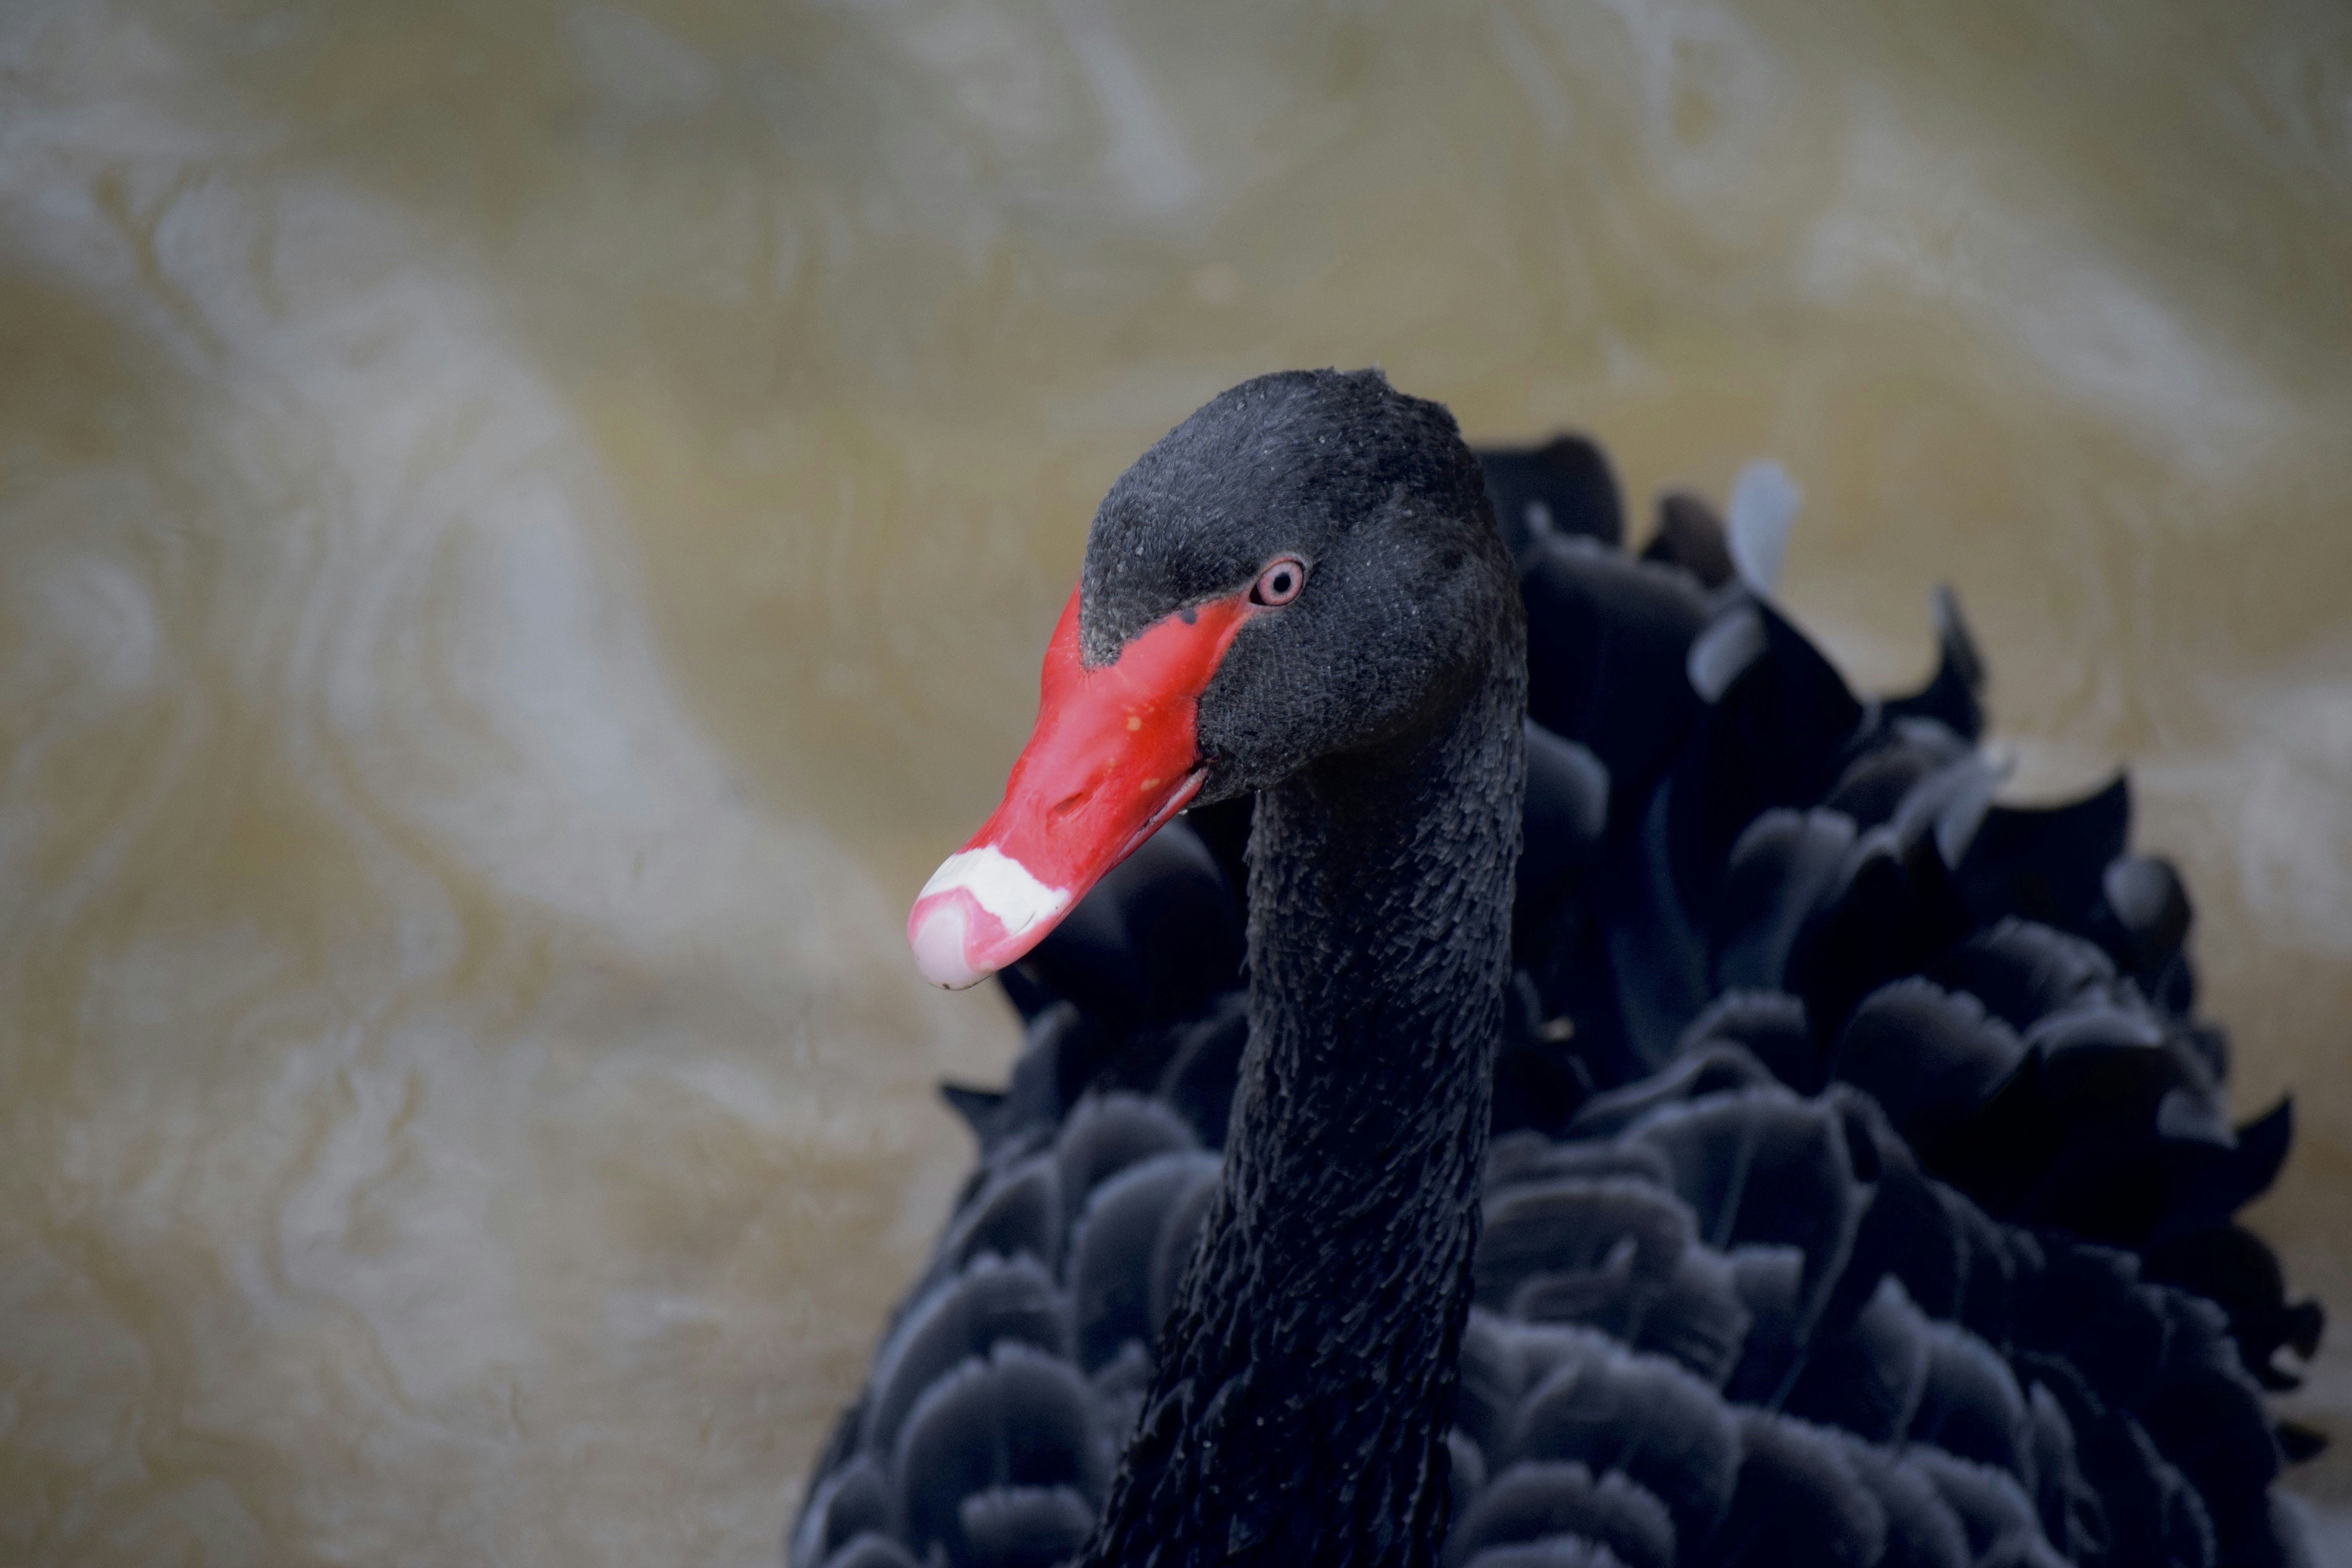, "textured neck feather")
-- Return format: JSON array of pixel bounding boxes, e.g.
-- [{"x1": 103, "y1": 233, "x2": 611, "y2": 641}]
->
[{"x1": 1078, "y1": 612, "x2": 1527, "y2": 1568}]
